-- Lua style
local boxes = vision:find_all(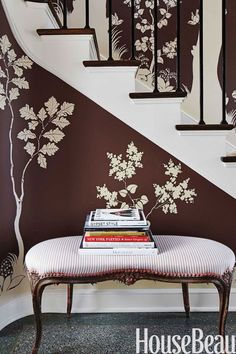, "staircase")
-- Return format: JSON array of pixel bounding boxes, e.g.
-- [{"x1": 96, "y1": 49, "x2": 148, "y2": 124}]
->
[{"x1": 2, "y1": 0, "x2": 236, "y2": 198}]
